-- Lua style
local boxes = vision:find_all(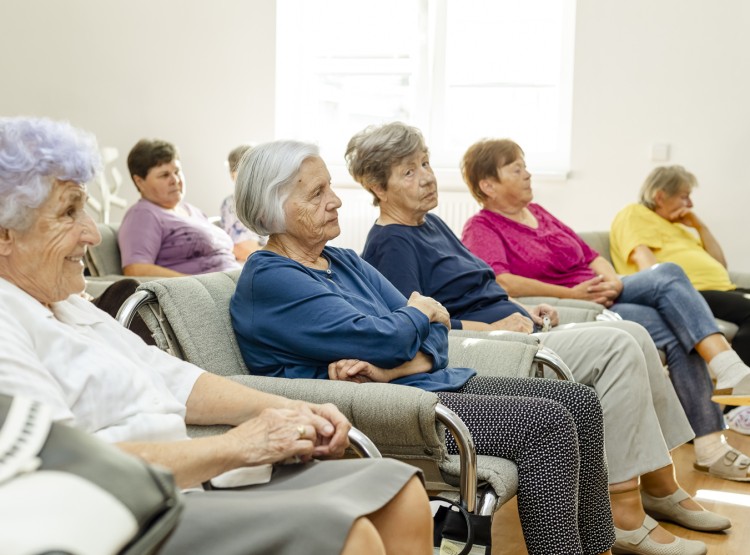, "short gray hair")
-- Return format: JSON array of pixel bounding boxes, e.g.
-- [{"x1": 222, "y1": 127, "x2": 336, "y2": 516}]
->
[
  {"x1": 0, "y1": 117, "x2": 101, "y2": 230},
  {"x1": 639, "y1": 165, "x2": 698, "y2": 209},
  {"x1": 345, "y1": 122, "x2": 427, "y2": 206},
  {"x1": 234, "y1": 140, "x2": 320, "y2": 235}
]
